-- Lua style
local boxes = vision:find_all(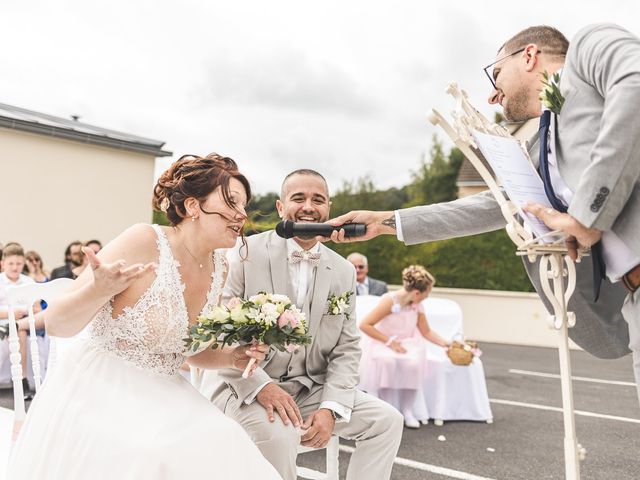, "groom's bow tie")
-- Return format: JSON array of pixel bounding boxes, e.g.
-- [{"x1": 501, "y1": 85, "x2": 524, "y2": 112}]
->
[{"x1": 289, "y1": 250, "x2": 321, "y2": 266}]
